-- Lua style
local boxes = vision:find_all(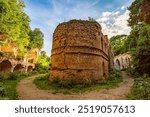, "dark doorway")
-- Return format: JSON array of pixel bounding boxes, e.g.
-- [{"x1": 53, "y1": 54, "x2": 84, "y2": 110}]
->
[
  {"x1": 0, "y1": 60, "x2": 12, "y2": 72},
  {"x1": 116, "y1": 59, "x2": 121, "y2": 70},
  {"x1": 27, "y1": 66, "x2": 33, "y2": 72},
  {"x1": 14, "y1": 64, "x2": 24, "y2": 72}
]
